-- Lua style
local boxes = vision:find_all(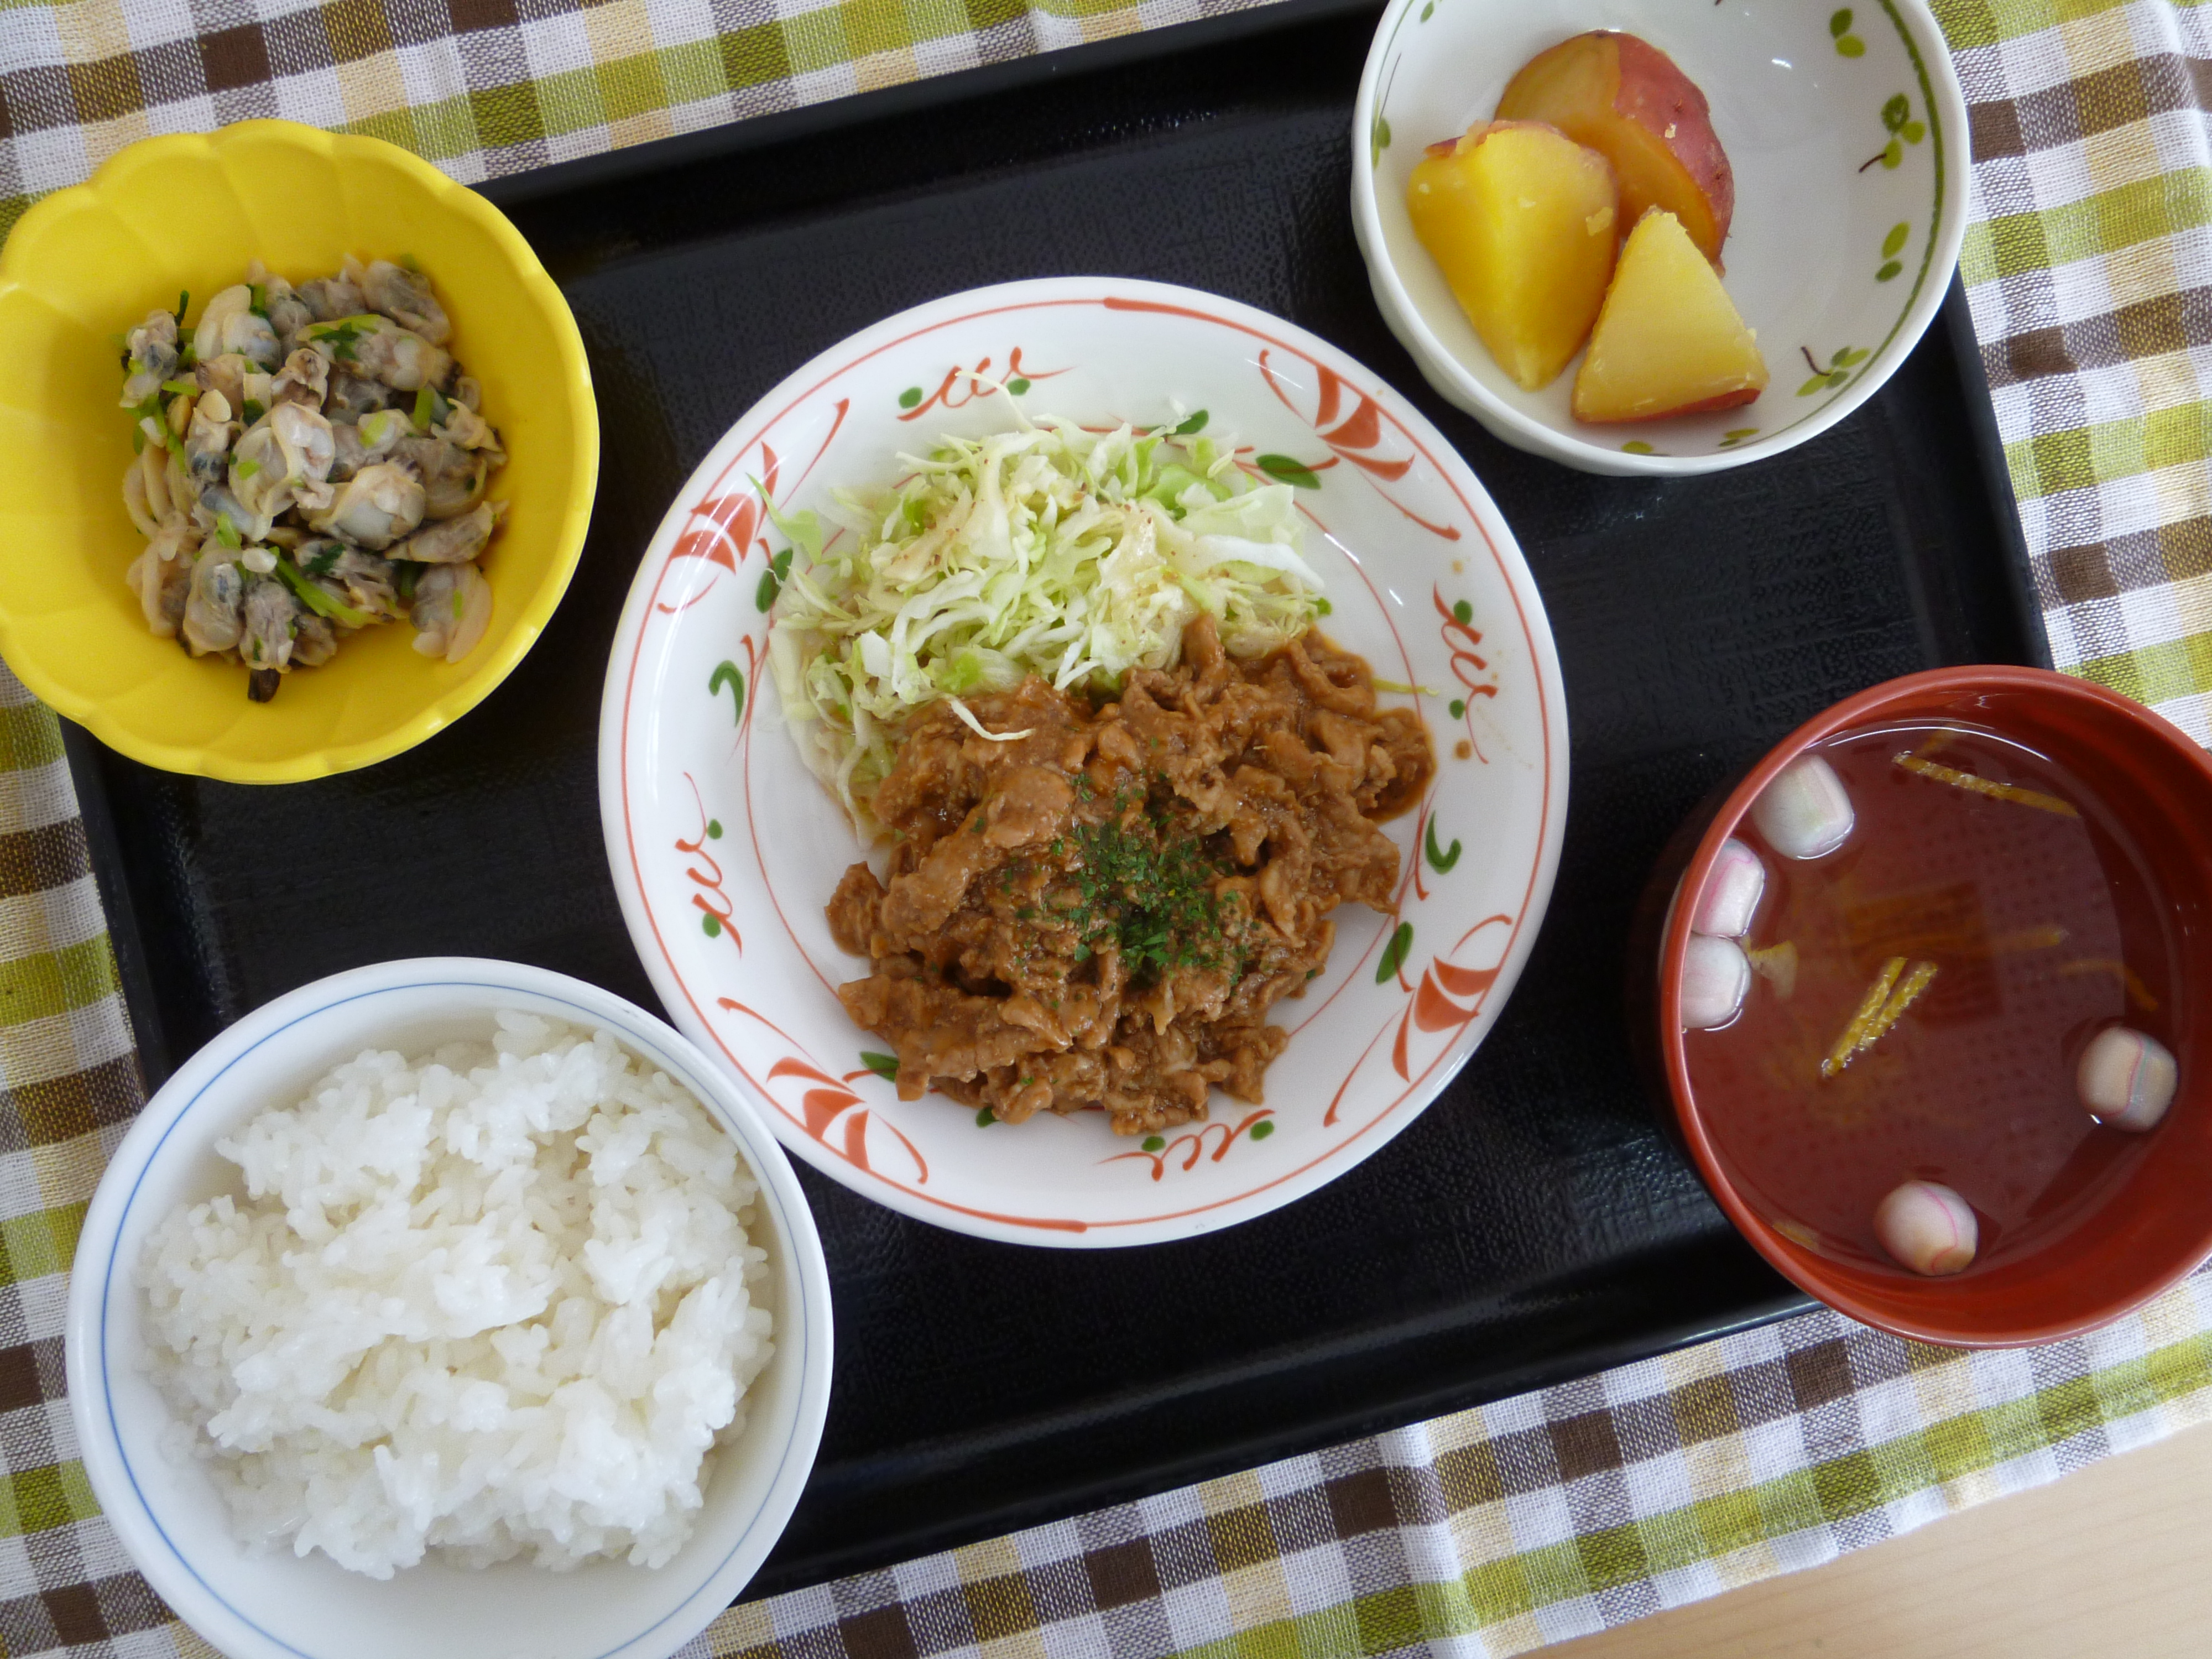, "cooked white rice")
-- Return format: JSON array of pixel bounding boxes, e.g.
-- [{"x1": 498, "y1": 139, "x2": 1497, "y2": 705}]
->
[{"x1": 139, "y1": 1011, "x2": 774, "y2": 1578}]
